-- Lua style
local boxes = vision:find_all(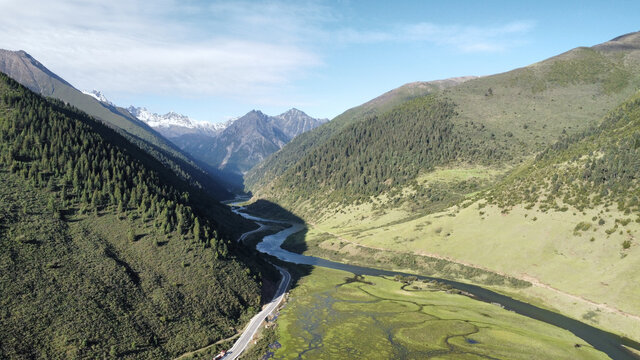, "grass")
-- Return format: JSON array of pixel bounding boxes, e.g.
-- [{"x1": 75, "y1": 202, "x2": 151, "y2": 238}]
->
[
  {"x1": 296, "y1": 198, "x2": 640, "y2": 342},
  {"x1": 272, "y1": 267, "x2": 608, "y2": 359}
]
